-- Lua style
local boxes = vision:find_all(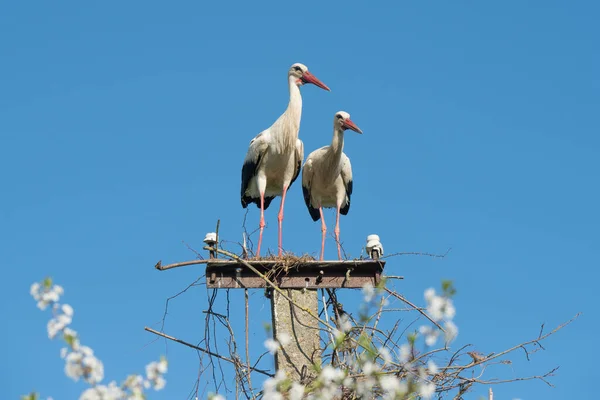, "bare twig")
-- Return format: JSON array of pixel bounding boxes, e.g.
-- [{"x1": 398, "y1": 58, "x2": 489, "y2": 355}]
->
[
  {"x1": 144, "y1": 327, "x2": 273, "y2": 377},
  {"x1": 444, "y1": 313, "x2": 581, "y2": 371},
  {"x1": 382, "y1": 248, "x2": 452, "y2": 259},
  {"x1": 155, "y1": 259, "x2": 210, "y2": 271},
  {"x1": 244, "y1": 289, "x2": 252, "y2": 389},
  {"x1": 384, "y1": 287, "x2": 444, "y2": 332}
]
